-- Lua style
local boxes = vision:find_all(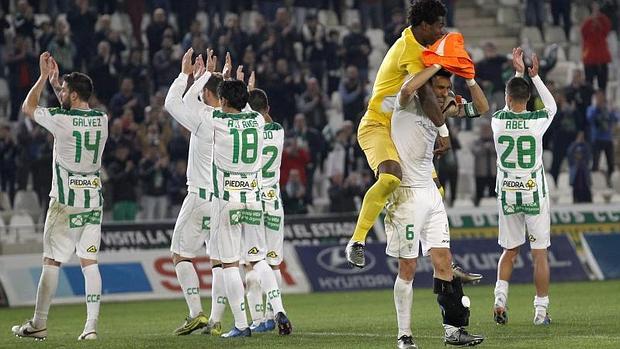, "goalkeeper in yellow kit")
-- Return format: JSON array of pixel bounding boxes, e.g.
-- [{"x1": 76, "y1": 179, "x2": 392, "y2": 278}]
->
[{"x1": 346, "y1": 0, "x2": 483, "y2": 284}]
